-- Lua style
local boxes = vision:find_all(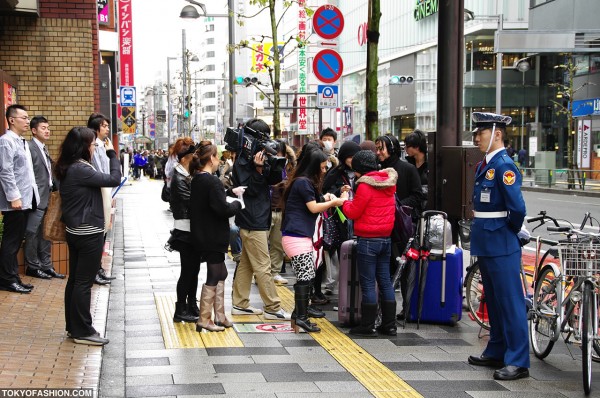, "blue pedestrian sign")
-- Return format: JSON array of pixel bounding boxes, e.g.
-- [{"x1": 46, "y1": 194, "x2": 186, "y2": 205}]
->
[
  {"x1": 119, "y1": 86, "x2": 136, "y2": 107},
  {"x1": 317, "y1": 85, "x2": 339, "y2": 108}
]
